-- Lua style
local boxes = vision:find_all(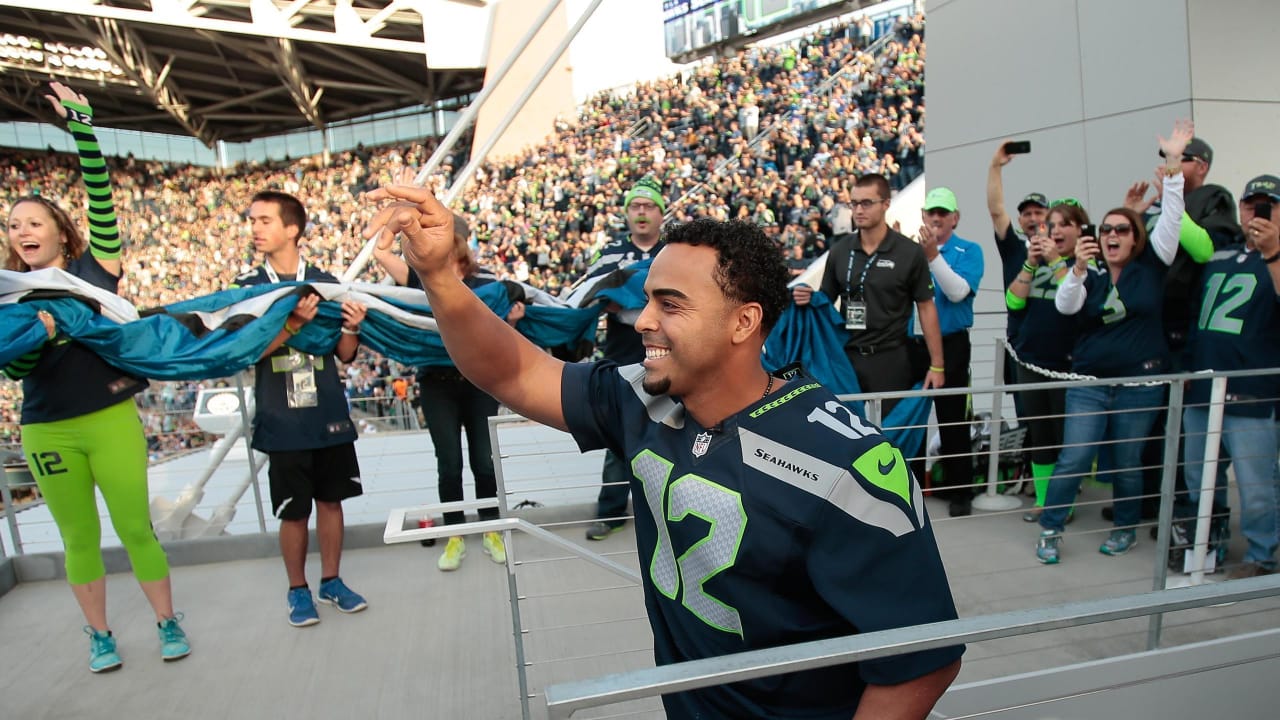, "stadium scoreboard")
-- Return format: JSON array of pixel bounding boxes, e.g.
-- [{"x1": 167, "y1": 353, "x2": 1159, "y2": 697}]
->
[{"x1": 663, "y1": 0, "x2": 847, "y2": 60}]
